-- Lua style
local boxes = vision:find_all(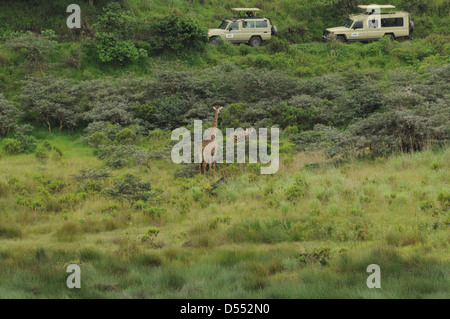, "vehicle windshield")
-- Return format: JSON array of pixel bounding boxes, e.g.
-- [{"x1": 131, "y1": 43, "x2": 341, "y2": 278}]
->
[
  {"x1": 219, "y1": 21, "x2": 230, "y2": 29},
  {"x1": 343, "y1": 18, "x2": 354, "y2": 28}
]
